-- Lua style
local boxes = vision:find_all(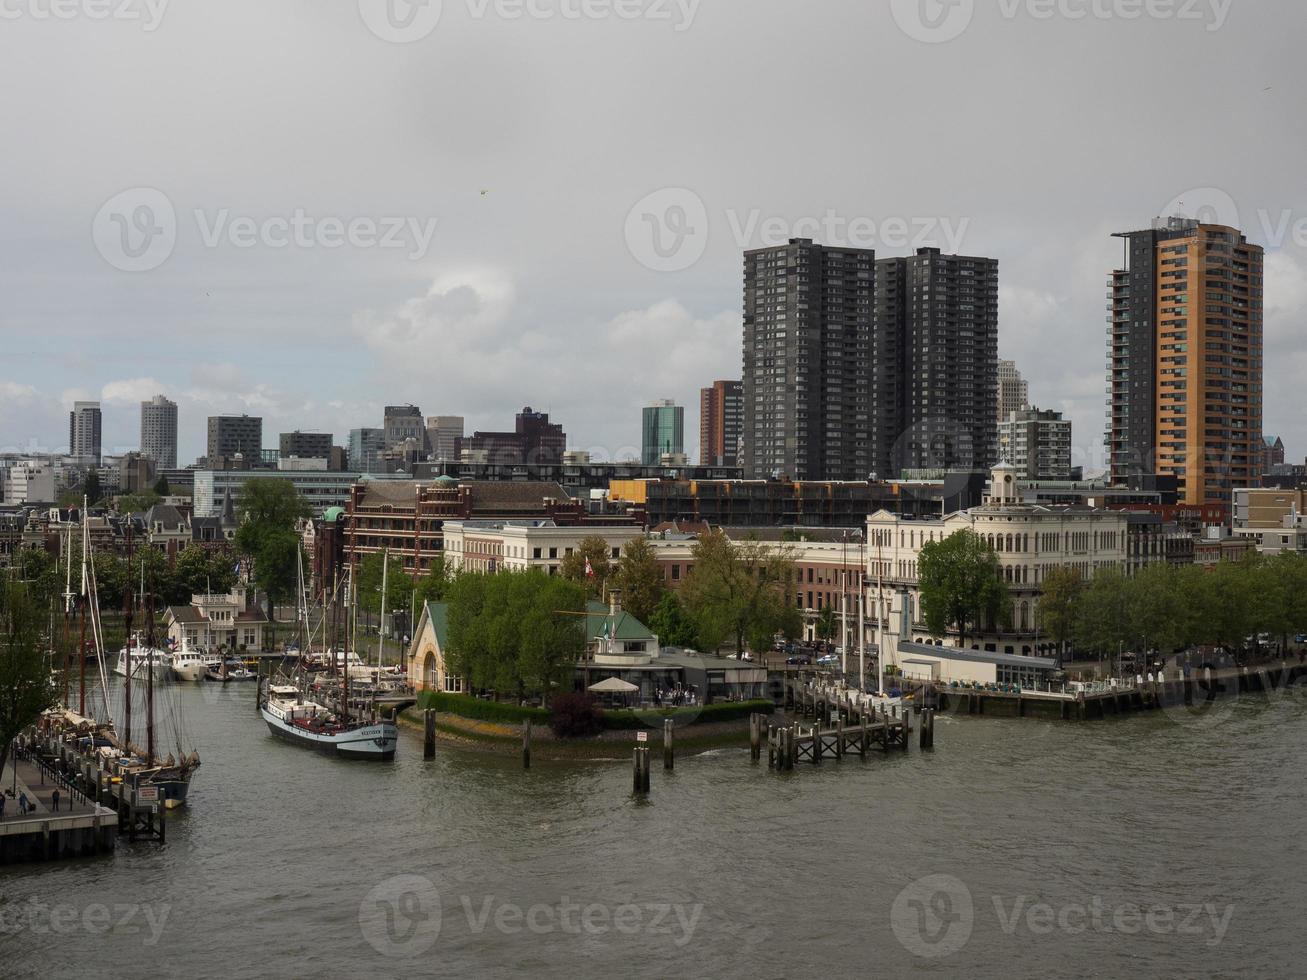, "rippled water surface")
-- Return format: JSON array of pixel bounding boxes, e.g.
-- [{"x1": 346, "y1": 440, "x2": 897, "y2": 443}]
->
[{"x1": 3, "y1": 679, "x2": 1305, "y2": 979}]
